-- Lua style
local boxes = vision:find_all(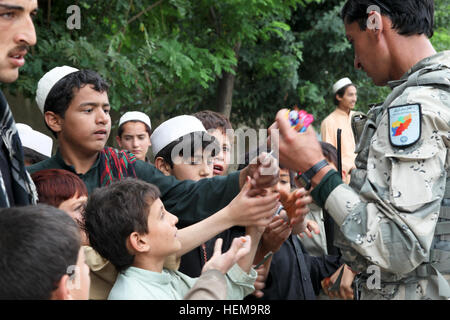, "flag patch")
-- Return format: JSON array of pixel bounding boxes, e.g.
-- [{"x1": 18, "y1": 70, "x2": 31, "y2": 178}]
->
[{"x1": 388, "y1": 104, "x2": 421, "y2": 148}]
